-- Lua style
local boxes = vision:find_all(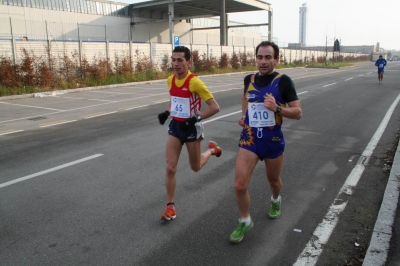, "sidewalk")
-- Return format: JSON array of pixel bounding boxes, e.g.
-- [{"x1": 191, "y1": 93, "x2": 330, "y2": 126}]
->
[{"x1": 363, "y1": 141, "x2": 400, "y2": 265}]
